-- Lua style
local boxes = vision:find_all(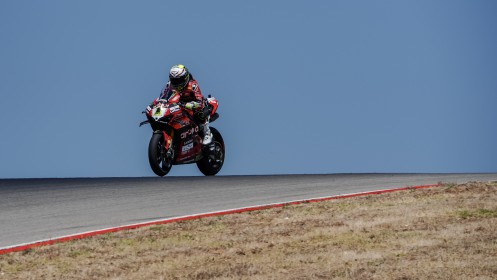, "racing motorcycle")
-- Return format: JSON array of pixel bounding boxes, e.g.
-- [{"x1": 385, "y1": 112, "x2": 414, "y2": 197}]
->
[{"x1": 140, "y1": 94, "x2": 225, "y2": 176}]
